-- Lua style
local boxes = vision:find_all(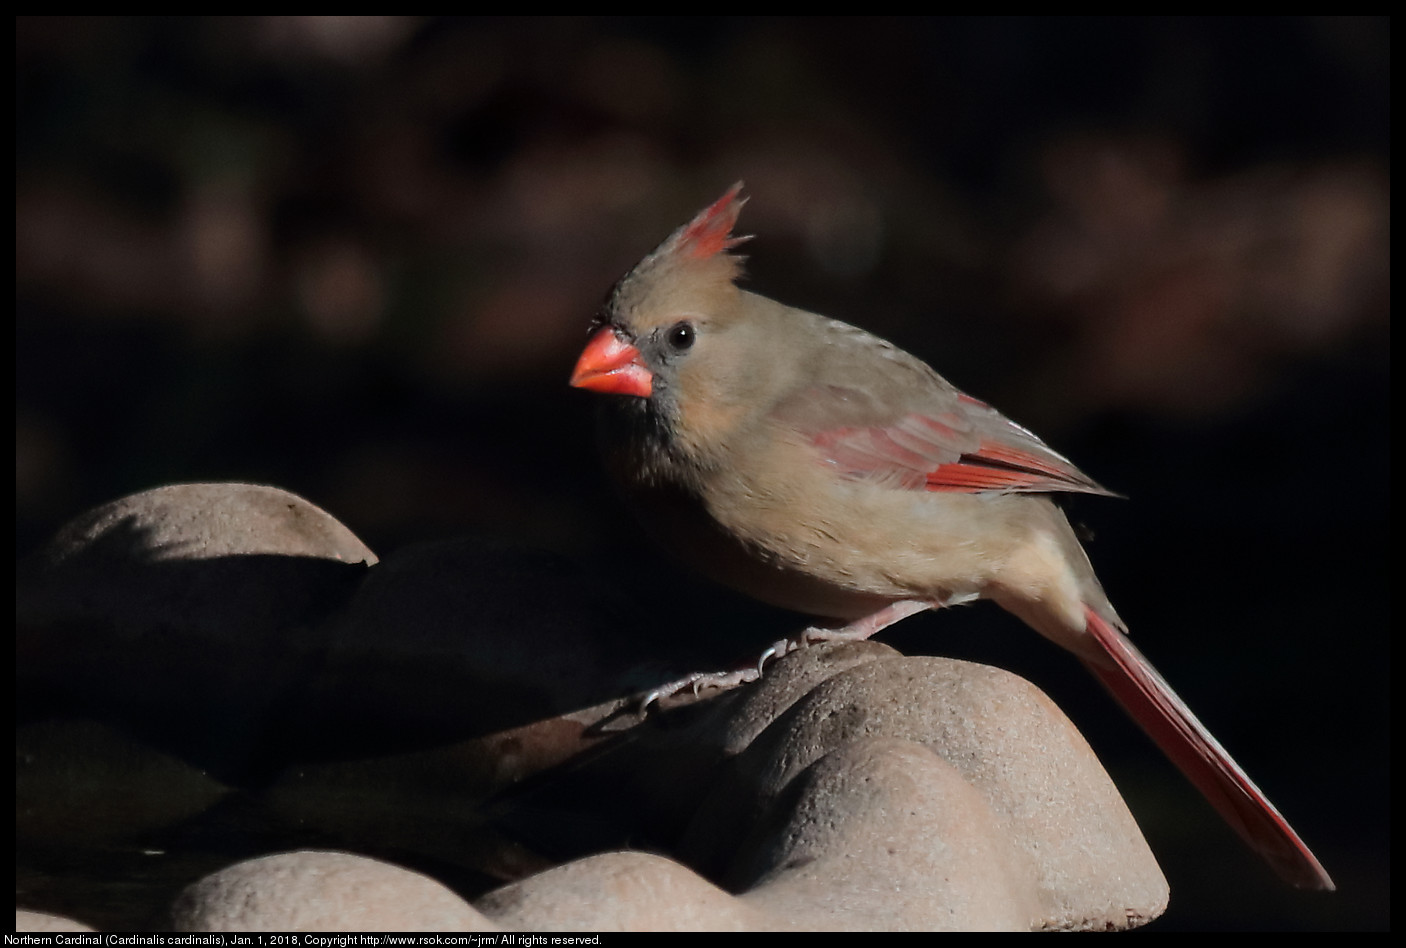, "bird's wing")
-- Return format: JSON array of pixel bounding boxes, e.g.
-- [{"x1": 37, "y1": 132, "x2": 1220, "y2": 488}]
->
[{"x1": 767, "y1": 335, "x2": 1113, "y2": 497}]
